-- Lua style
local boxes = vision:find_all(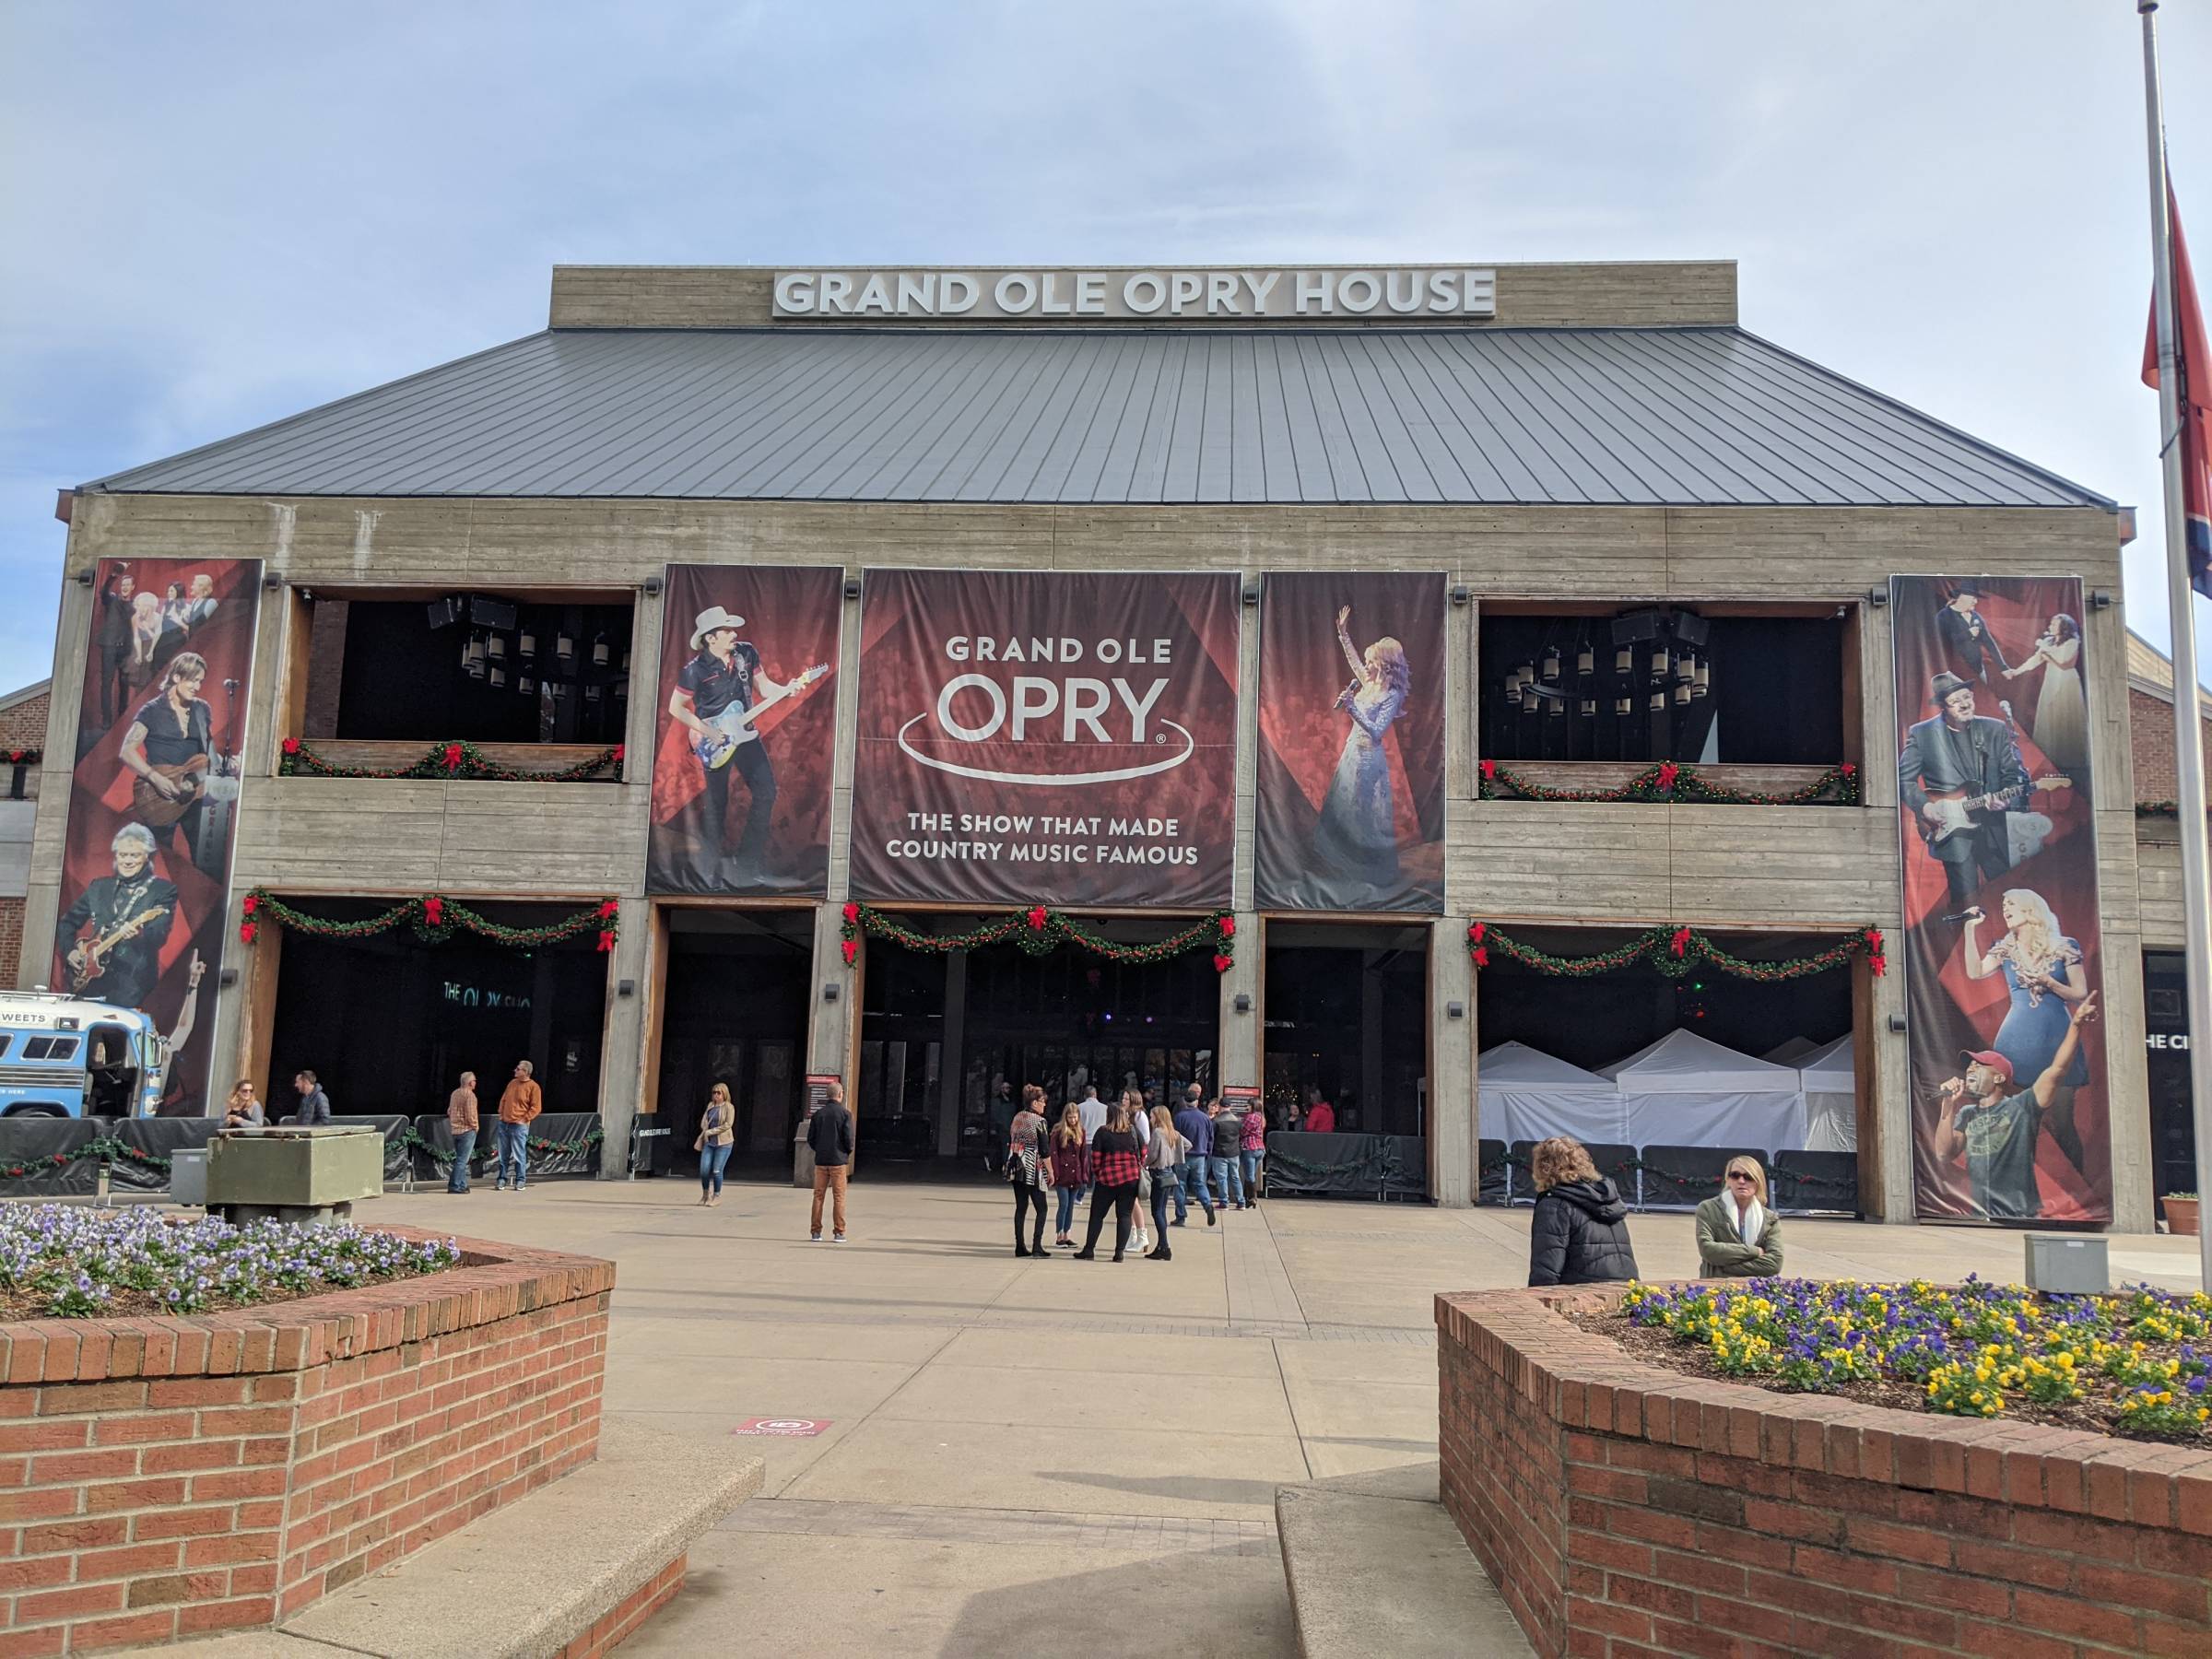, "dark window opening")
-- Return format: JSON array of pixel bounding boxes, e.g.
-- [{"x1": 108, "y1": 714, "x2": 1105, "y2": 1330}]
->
[
  {"x1": 653, "y1": 909, "x2": 814, "y2": 1181},
  {"x1": 1480, "y1": 608, "x2": 1844, "y2": 765},
  {"x1": 310, "y1": 596, "x2": 633, "y2": 745},
  {"x1": 1263, "y1": 922, "x2": 1428, "y2": 1140}
]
